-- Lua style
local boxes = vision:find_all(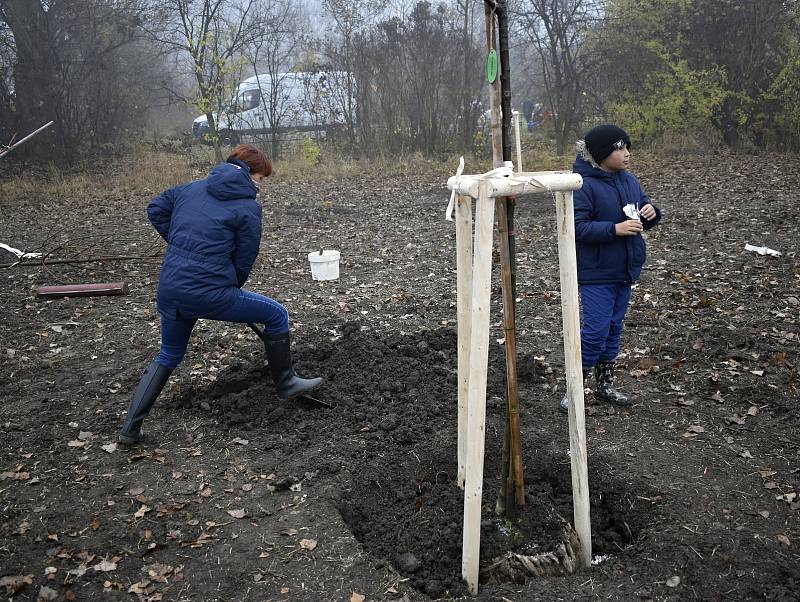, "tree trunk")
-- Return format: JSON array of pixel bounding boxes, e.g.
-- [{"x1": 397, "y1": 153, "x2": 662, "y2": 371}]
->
[{"x1": 1, "y1": 0, "x2": 59, "y2": 155}]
